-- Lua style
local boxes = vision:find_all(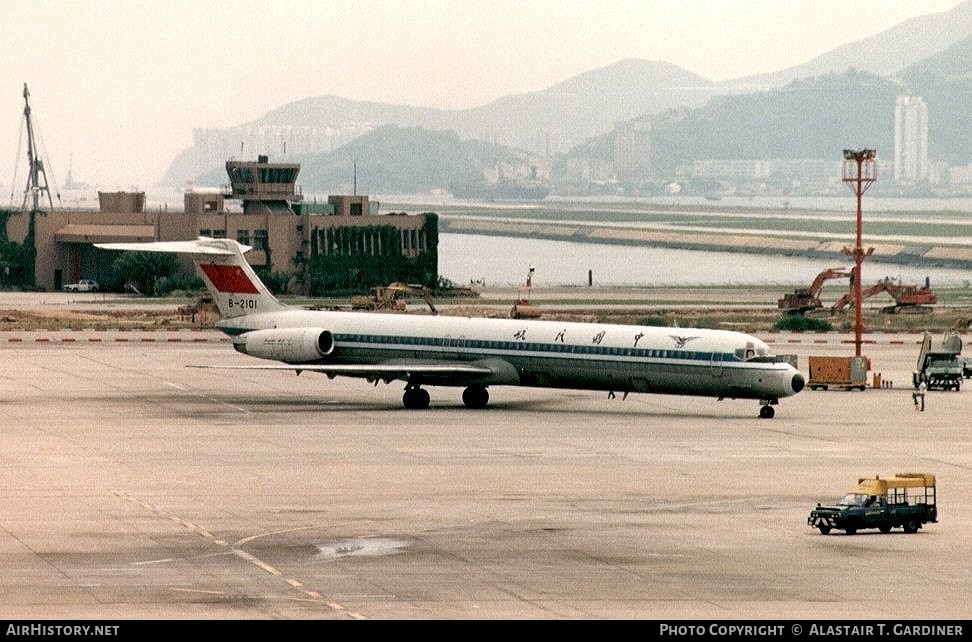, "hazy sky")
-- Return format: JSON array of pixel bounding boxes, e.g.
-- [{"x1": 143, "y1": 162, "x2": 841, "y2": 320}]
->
[{"x1": 0, "y1": 0, "x2": 964, "y2": 194}]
